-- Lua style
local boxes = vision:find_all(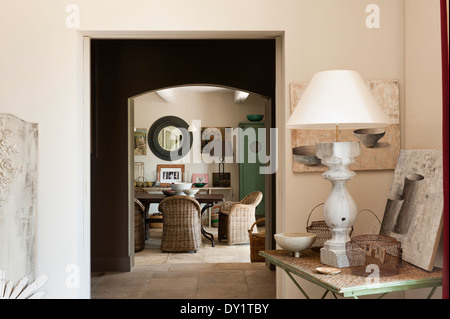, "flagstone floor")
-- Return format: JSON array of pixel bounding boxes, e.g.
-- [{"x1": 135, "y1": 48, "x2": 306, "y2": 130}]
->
[{"x1": 91, "y1": 226, "x2": 276, "y2": 299}]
